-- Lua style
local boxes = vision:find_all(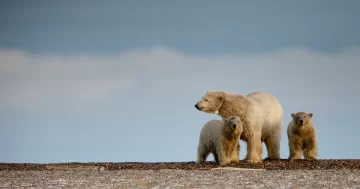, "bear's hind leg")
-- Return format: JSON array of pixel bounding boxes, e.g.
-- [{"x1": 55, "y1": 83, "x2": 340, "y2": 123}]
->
[
  {"x1": 213, "y1": 152, "x2": 219, "y2": 164},
  {"x1": 197, "y1": 145, "x2": 209, "y2": 164},
  {"x1": 244, "y1": 134, "x2": 262, "y2": 163},
  {"x1": 264, "y1": 134, "x2": 281, "y2": 160}
]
